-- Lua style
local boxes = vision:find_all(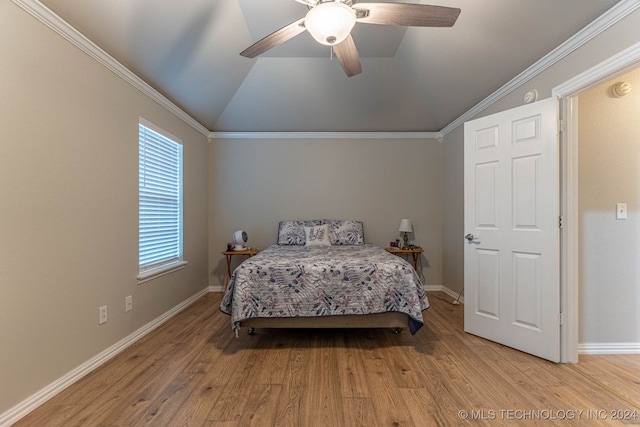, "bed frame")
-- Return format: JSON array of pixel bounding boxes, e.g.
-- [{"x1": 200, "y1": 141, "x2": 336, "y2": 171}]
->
[{"x1": 238, "y1": 312, "x2": 409, "y2": 334}]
